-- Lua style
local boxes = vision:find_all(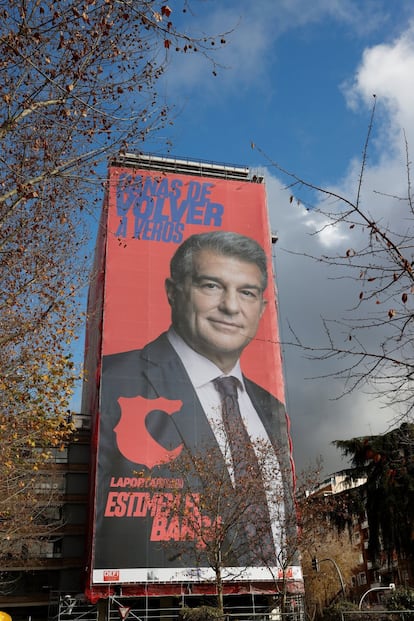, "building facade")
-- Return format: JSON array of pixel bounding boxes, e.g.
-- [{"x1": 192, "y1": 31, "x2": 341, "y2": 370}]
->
[{"x1": 0, "y1": 416, "x2": 91, "y2": 621}]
